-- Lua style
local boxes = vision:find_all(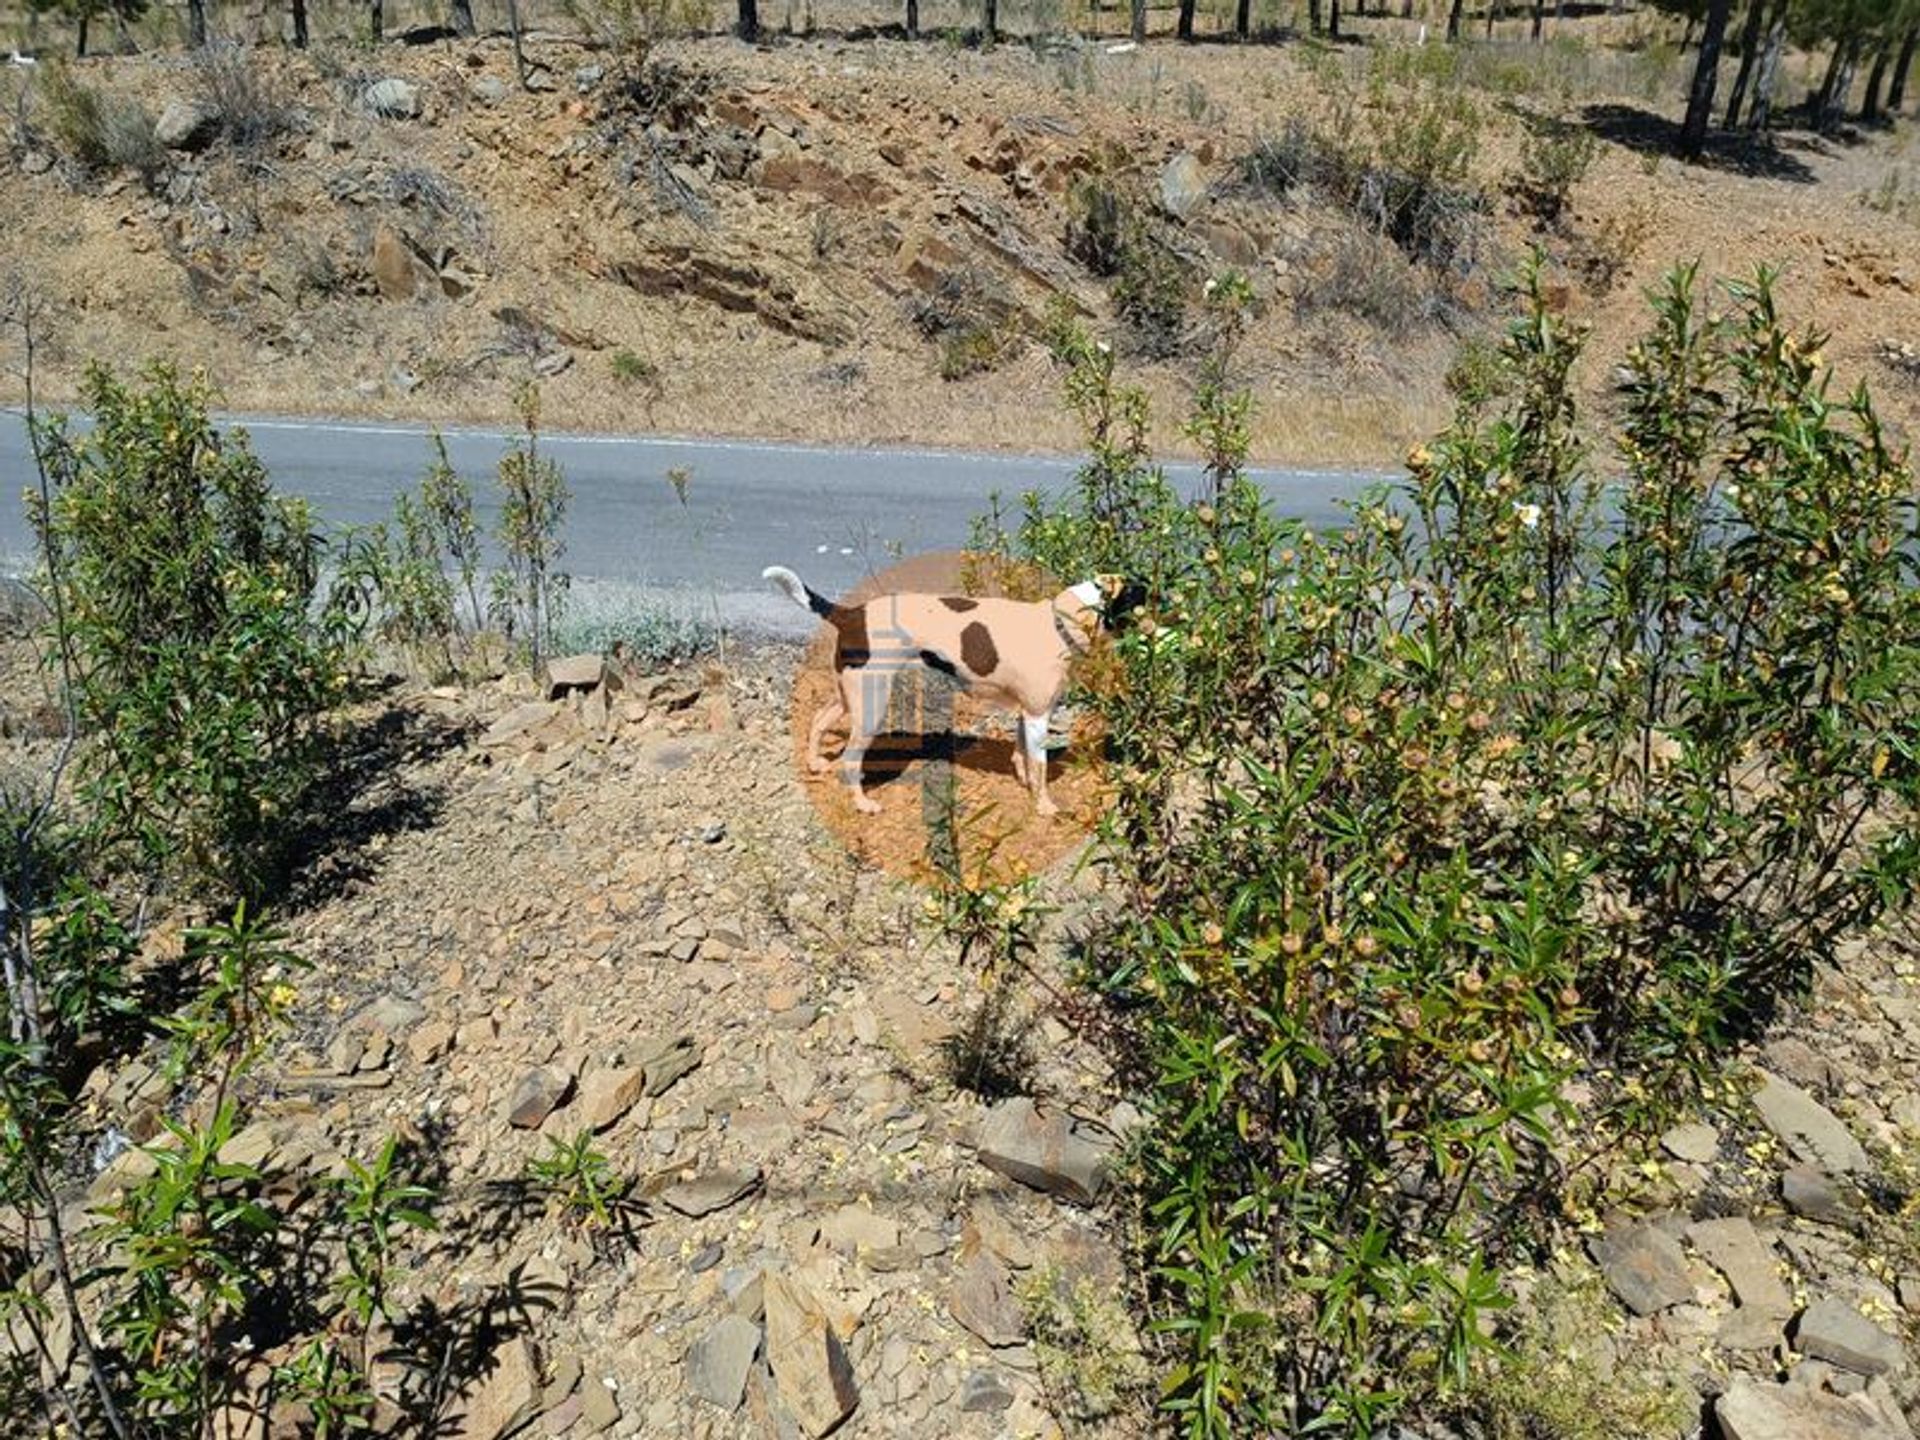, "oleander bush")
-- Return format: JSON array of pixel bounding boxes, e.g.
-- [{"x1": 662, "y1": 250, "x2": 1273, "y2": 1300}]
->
[
  {"x1": 977, "y1": 257, "x2": 1920, "y2": 1434},
  {"x1": 29, "y1": 362, "x2": 359, "y2": 900}
]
